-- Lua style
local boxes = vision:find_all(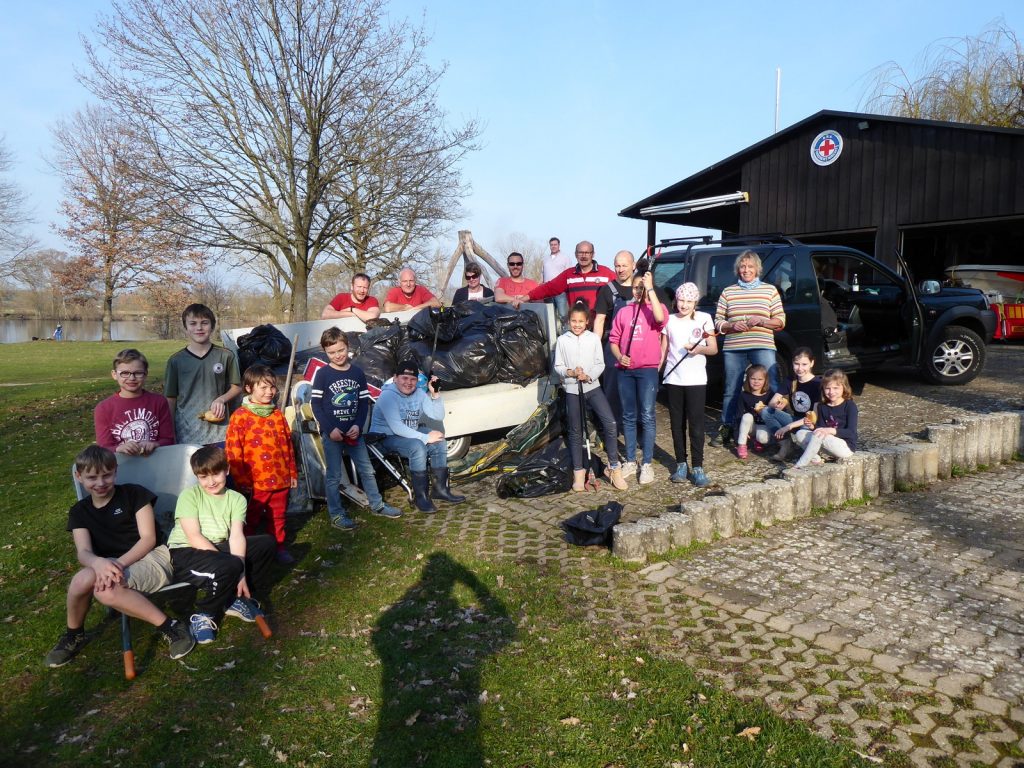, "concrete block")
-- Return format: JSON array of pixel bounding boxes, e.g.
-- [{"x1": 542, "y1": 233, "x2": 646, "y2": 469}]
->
[
  {"x1": 995, "y1": 412, "x2": 1014, "y2": 462},
  {"x1": 700, "y1": 495, "x2": 735, "y2": 539},
  {"x1": 947, "y1": 421, "x2": 968, "y2": 471},
  {"x1": 825, "y1": 463, "x2": 848, "y2": 506},
  {"x1": 690, "y1": 504, "x2": 714, "y2": 543},
  {"x1": 806, "y1": 465, "x2": 832, "y2": 509},
  {"x1": 921, "y1": 443, "x2": 939, "y2": 482},
  {"x1": 954, "y1": 415, "x2": 980, "y2": 470},
  {"x1": 860, "y1": 450, "x2": 880, "y2": 498},
  {"x1": 1015, "y1": 410, "x2": 1024, "y2": 455},
  {"x1": 764, "y1": 478, "x2": 795, "y2": 522},
  {"x1": 1007, "y1": 411, "x2": 1023, "y2": 459},
  {"x1": 892, "y1": 444, "x2": 916, "y2": 487},
  {"x1": 872, "y1": 447, "x2": 898, "y2": 494},
  {"x1": 978, "y1": 414, "x2": 999, "y2": 466},
  {"x1": 783, "y1": 469, "x2": 812, "y2": 517},
  {"x1": 639, "y1": 519, "x2": 670, "y2": 558},
  {"x1": 612, "y1": 522, "x2": 646, "y2": 562},
  {"x1": 926, "y1": 423, "x2": 957, "y2": 479},
  {"x1": 841, "y1": 453, "x2": 865, "y2": 500},
  {"x1": 664, "y1": 512, "x2": 694, "y2": 550},
  {"x1": 725, "y1": 483, "x2": 761, "y2": 532}
]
